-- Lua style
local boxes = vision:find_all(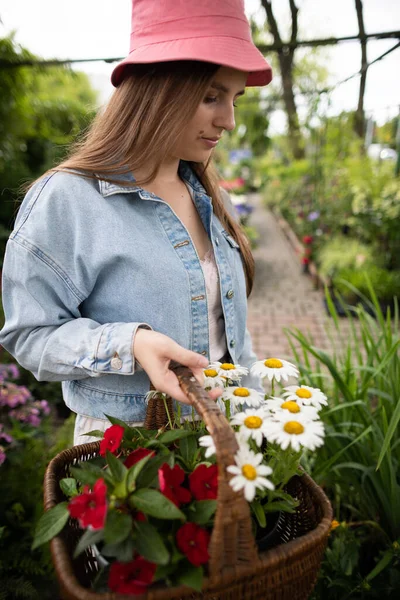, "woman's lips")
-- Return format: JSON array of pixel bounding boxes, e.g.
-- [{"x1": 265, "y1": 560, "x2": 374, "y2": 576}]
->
[{"x1": 201, "y1": 137, "x2": 220, "y2": 148}]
